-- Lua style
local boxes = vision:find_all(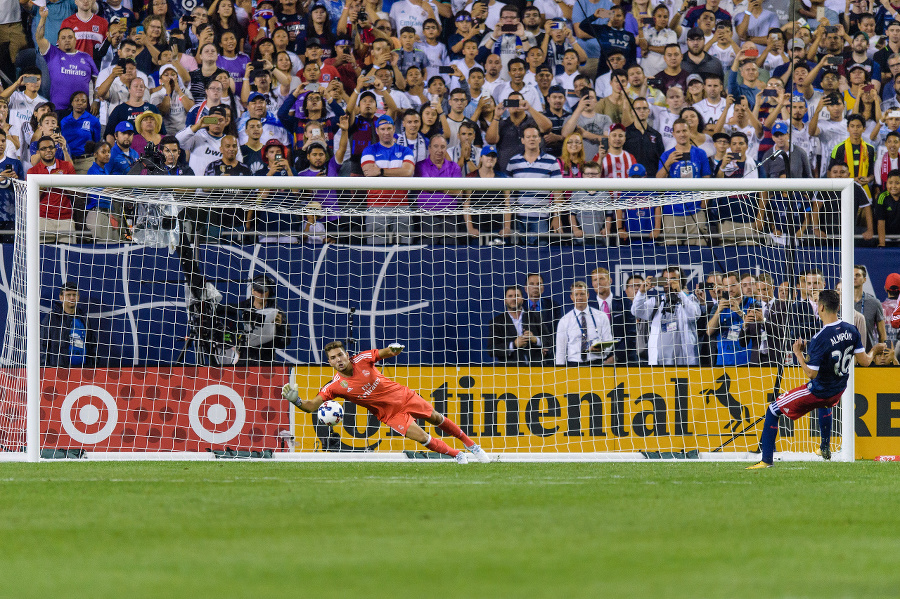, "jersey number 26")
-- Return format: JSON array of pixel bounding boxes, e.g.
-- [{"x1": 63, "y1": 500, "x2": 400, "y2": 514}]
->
[{"x1": 831, "y1": 346, "x2": 854, "y2": 377}]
